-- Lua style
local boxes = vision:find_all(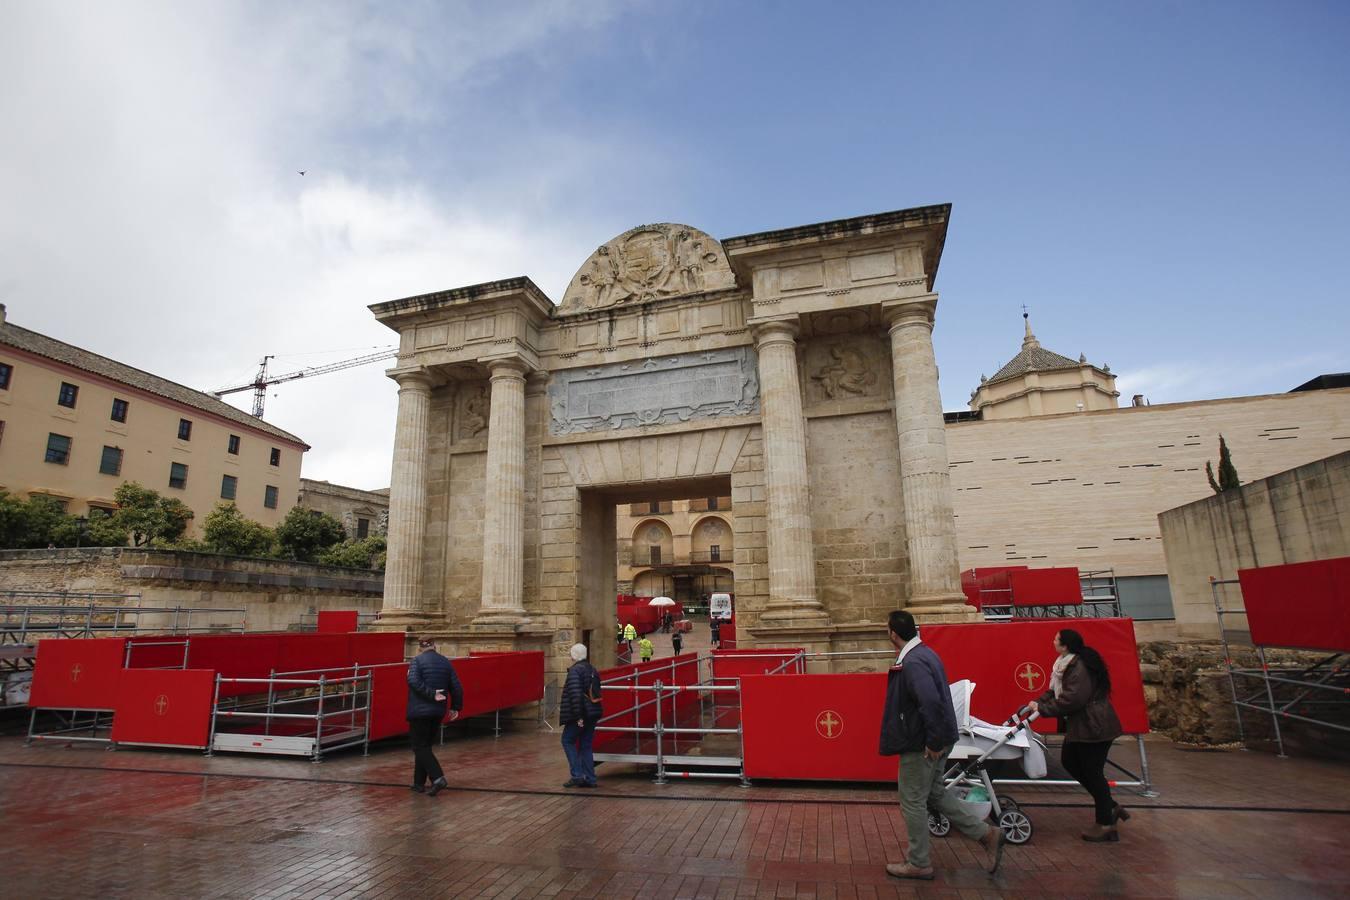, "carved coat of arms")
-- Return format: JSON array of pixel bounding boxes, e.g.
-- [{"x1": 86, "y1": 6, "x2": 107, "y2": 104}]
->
[{"x1": 561, "y1": 223, "x2": 736, "y2": 314}]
